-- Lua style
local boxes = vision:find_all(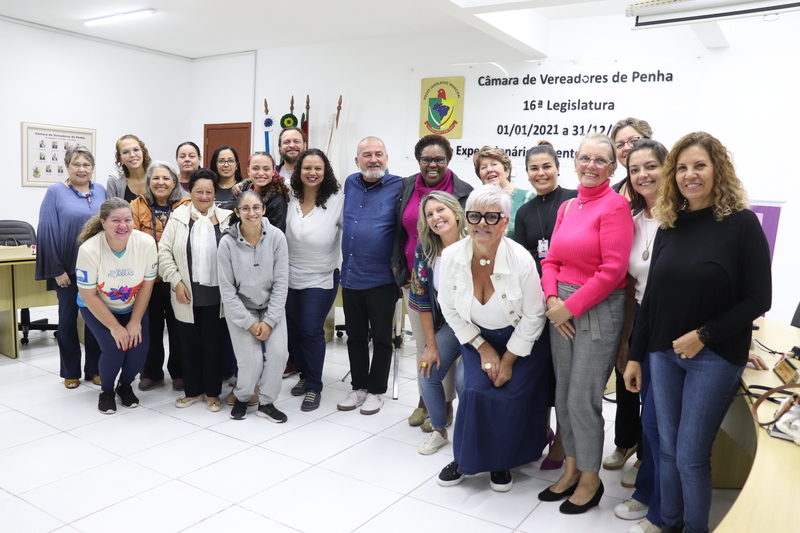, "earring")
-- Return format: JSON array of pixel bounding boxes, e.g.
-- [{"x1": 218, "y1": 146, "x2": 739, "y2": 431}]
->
[{"x1": 456, "y1": 216, "x2": 459, "y2": 220}]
